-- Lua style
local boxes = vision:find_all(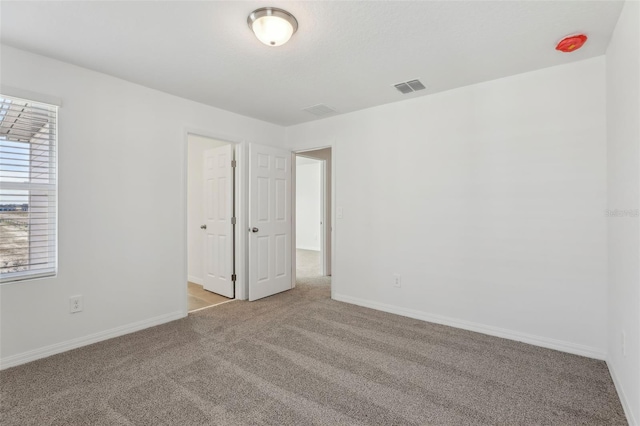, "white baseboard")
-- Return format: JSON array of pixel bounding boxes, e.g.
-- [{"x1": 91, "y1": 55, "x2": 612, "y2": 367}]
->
[
  {"x1": 0, "y1": 310, "x2": 185, "y2": 370},
  {"x1": 332, "y1": 293, "x2": 606, "y2": 360},
  {"x1": 188, "y1": 275, "x2": 203, "y2": 285},
  {"x1": 608, "y1": 359, "x2": 637, "y2": 426}
]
